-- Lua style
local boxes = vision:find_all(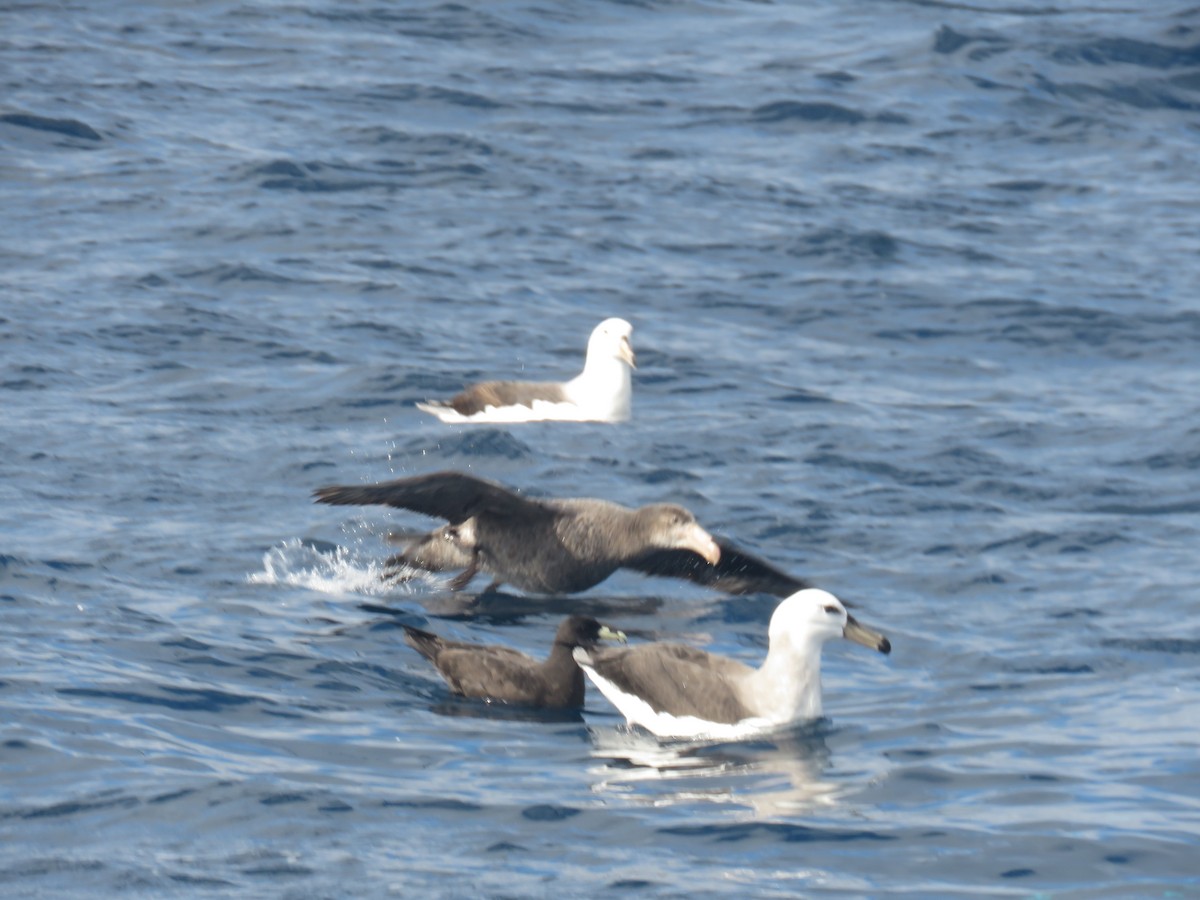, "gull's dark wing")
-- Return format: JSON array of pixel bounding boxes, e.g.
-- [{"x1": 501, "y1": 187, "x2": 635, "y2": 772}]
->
[
  {"x1": 313, "y1": 470, "x2": 552, "y2": 524},
  {"x1": 446, "y1": 380, "x2": 568, "y2": 416},
  {"x1": 624, "y1": 536, "x2": 810, "y2": 597}
]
